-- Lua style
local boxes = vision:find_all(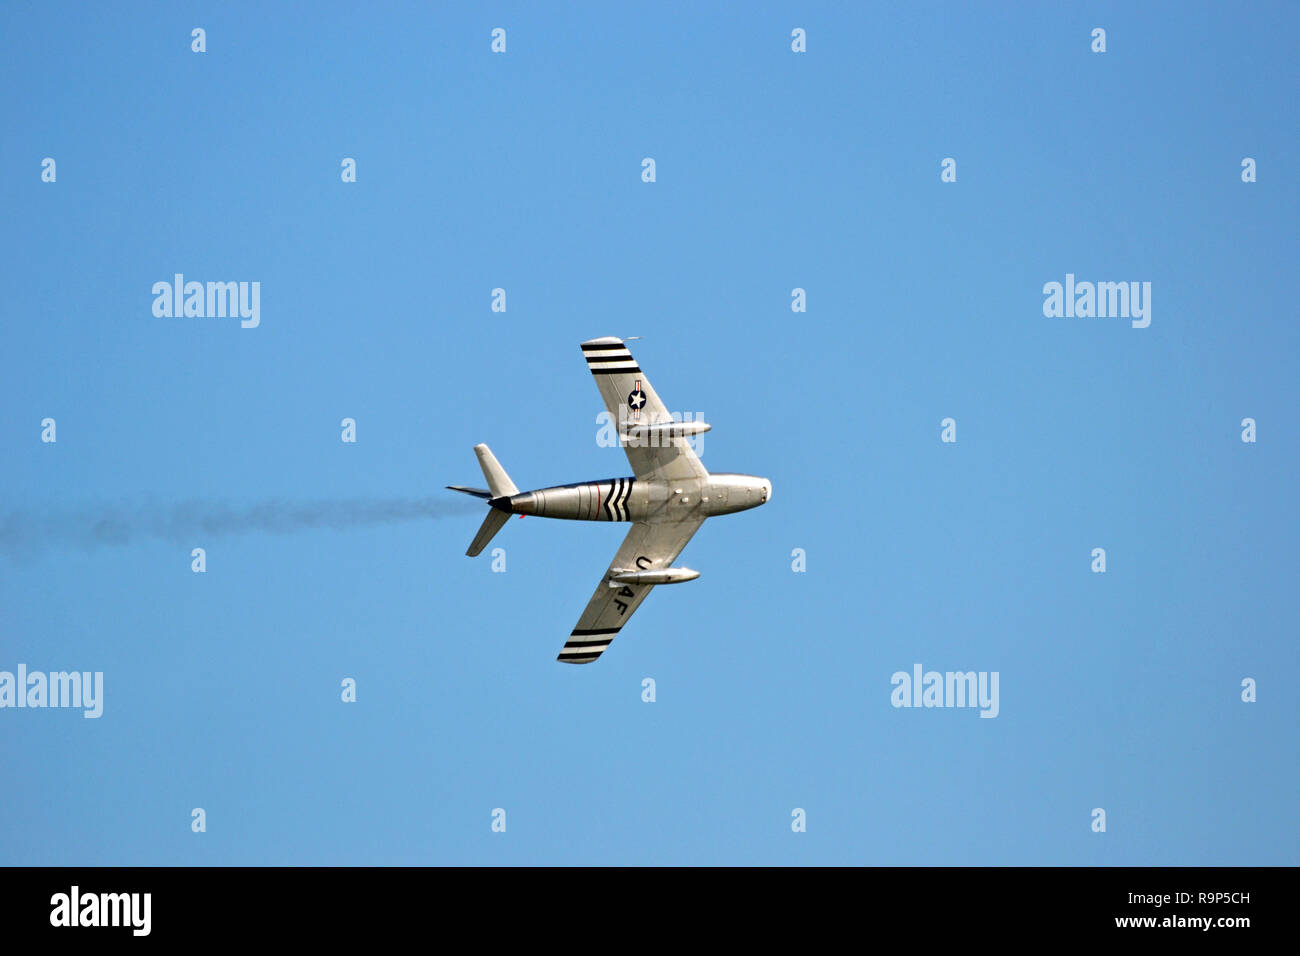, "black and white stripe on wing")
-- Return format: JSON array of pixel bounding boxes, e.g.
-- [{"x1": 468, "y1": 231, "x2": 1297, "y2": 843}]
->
[
  {"x1": 558, "y1": 627, "x2": 620, "y2": 664},
  {"x1": 582, "y1": 343, "x2": 640, "y2": 376}
]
